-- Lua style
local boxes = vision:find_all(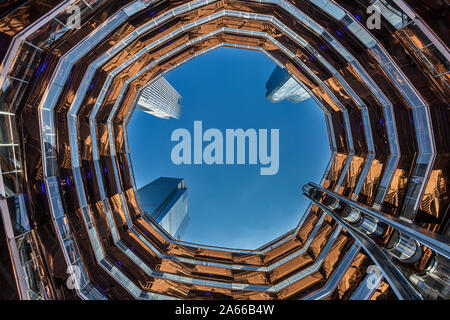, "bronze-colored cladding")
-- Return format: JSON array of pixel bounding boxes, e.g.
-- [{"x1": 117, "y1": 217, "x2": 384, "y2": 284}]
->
[
  {"x1": 332, "y1": 251, "x2": 369, "y2": 299},
  {"x1": 0, "y1": 0, "x2": 447, "y2": 299},
  {"x1": 0, "y1": 0, "x2": 62, "y2": 36}
]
